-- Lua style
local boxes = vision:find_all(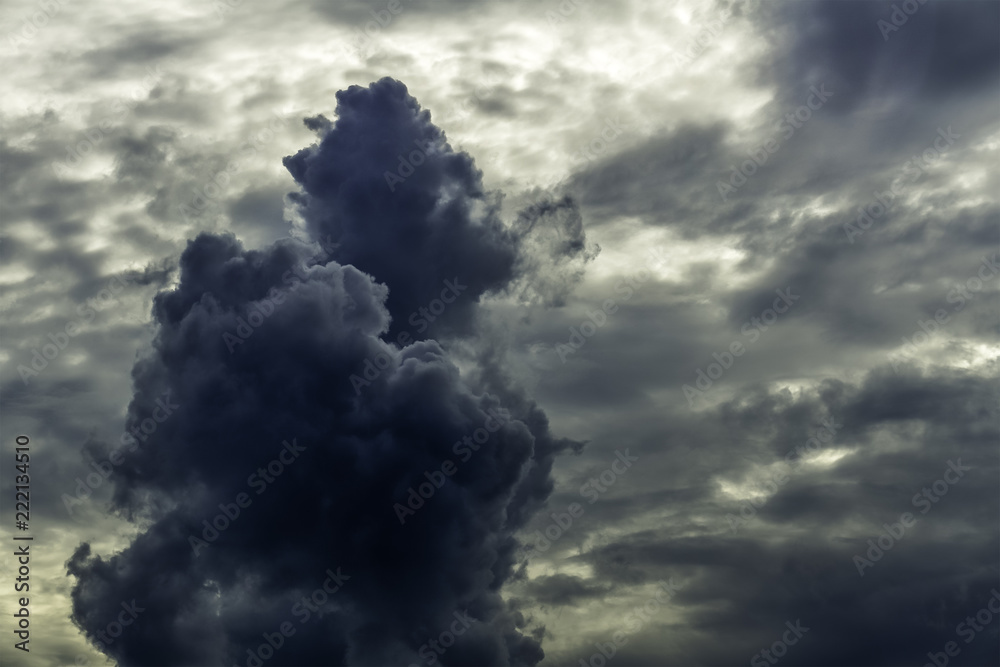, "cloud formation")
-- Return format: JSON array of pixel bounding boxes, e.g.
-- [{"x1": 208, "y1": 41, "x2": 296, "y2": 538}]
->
[{"x1": 66, "y1": 79, "x2": 587, "y2": 667}]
